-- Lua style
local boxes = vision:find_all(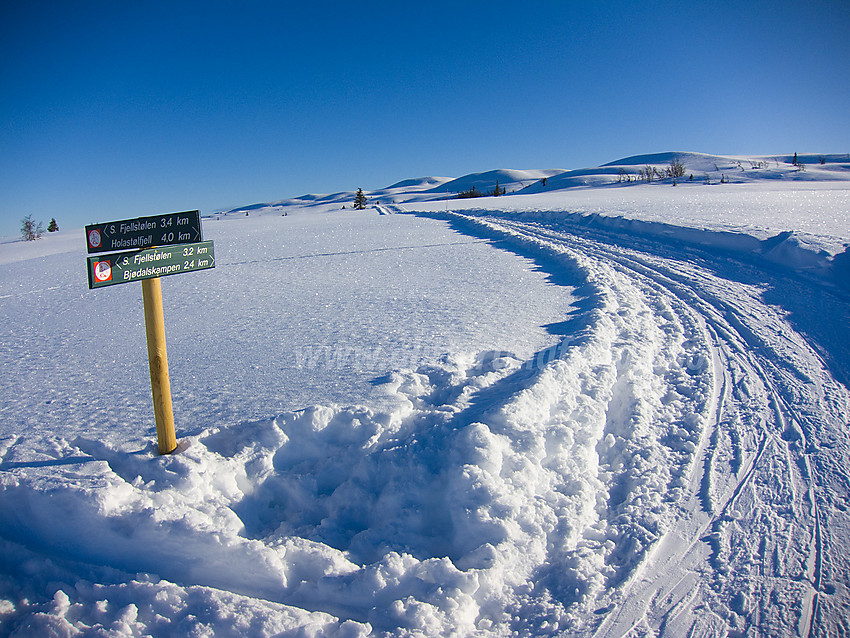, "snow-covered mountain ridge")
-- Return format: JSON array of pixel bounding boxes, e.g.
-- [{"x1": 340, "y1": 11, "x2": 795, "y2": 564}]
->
[
  {"x1": 212, "y1": 151, "x2": 850, "y2": 295},
  {"x1": 218, "y1": 151, "x2": 850, "y2": 216}
]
